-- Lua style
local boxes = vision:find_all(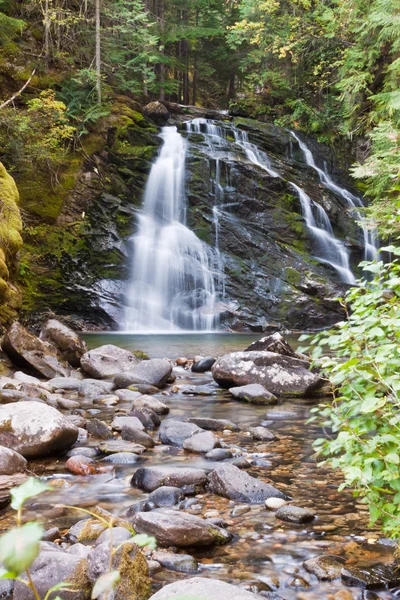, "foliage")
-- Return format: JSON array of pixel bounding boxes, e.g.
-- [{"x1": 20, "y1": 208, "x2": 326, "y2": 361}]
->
[{"x1": 299, "y1": 252, "x2": 400, "y2": 536}]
